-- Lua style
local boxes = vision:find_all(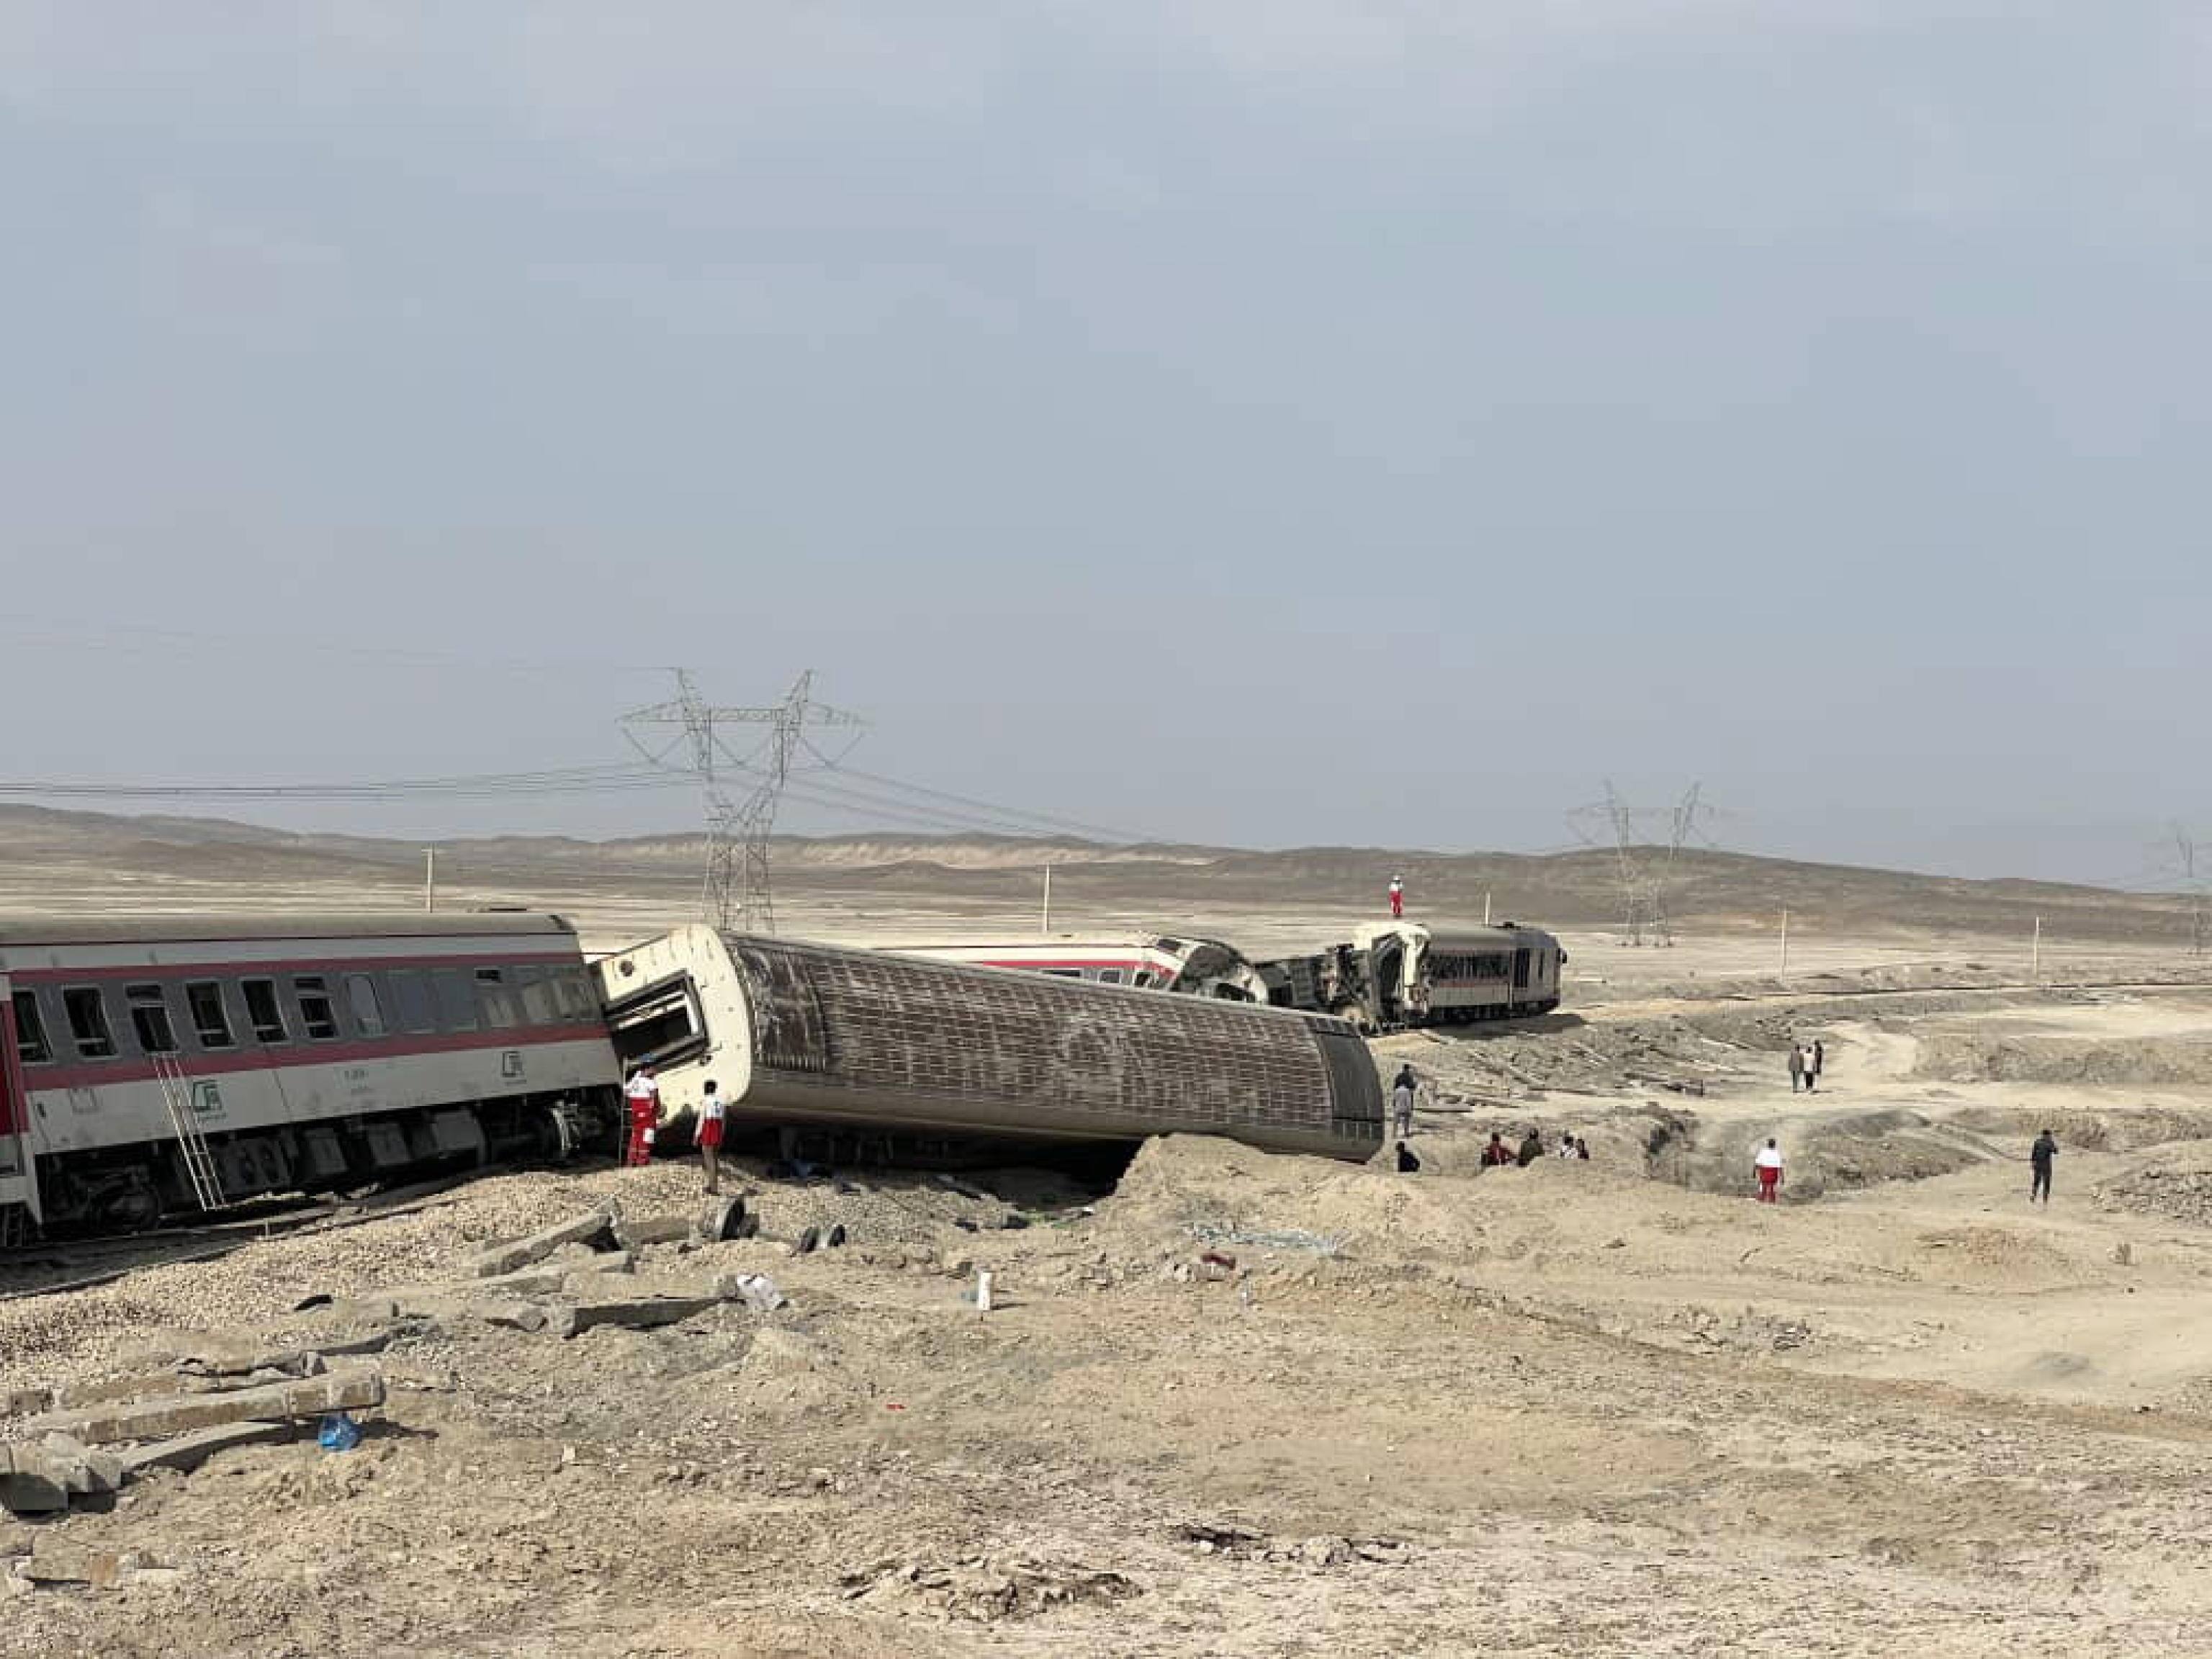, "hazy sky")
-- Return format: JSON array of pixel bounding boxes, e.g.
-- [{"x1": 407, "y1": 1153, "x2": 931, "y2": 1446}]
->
[{"x1": 1, "y1": 4, "x2": 2205, "y2": 884}]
